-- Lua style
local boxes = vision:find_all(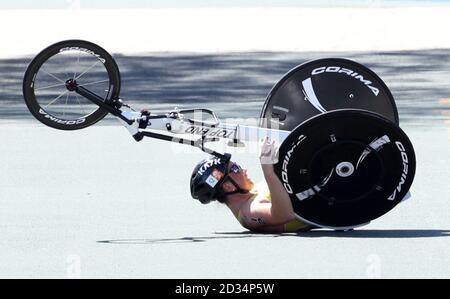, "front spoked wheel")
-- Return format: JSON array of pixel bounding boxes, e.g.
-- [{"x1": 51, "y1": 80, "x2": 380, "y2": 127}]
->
[{"x1": 23, "y1": 40, "x2": 121, "y2": 130}]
